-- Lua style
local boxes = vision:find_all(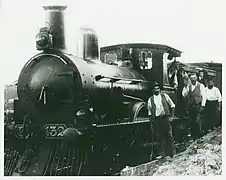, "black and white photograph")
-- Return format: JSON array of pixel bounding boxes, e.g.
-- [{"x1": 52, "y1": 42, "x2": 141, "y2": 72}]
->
[{"x1": 1, "y1": 0, "x2": 224, "y2": 176}]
